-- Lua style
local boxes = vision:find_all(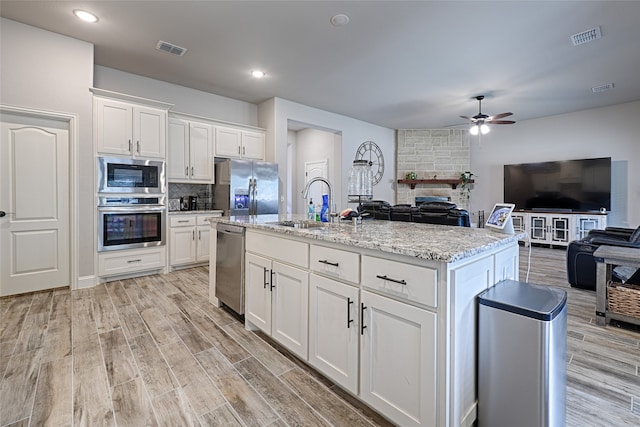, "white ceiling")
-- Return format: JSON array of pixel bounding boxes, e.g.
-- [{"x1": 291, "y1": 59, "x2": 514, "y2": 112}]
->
[{"x1": 2, "y1": 1, "x2": 640, "y2": 130}]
